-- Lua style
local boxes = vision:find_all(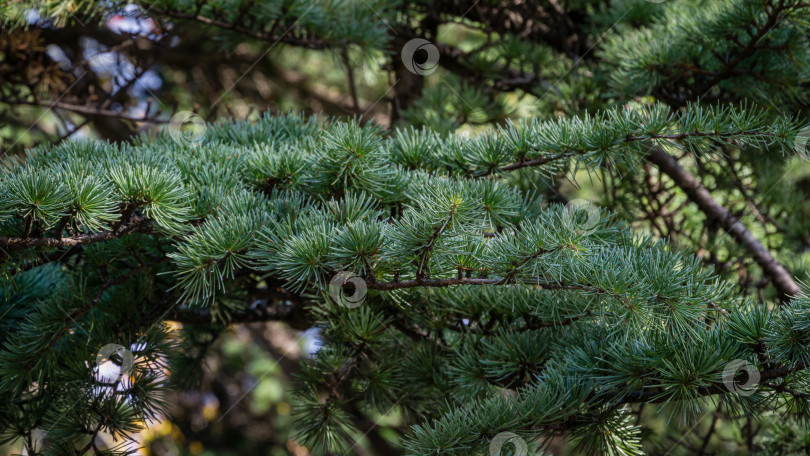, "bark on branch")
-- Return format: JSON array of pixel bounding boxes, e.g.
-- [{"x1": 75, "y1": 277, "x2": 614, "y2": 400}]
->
[
  {"x1": 646, "y1": 146, "x2": 800, "y2": 301},
  {"x1": 618, "y1": 359, "x2": 810, "y2": 405},
  {"x1": 0, "y1": 217, "x2": 153, "y2": 252}
]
